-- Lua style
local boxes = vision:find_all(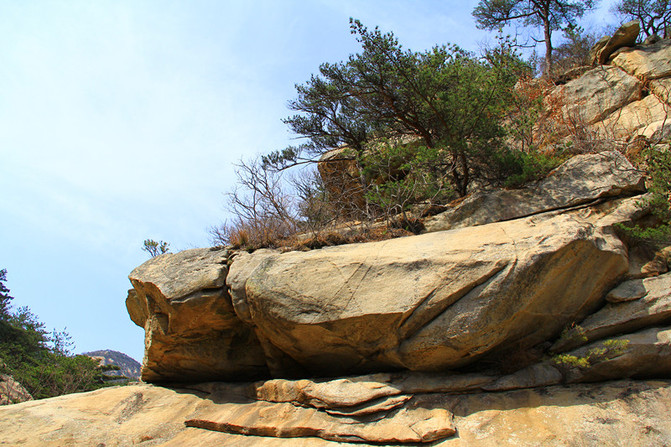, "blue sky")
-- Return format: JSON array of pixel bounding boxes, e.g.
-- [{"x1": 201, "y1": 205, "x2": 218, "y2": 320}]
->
[{"x1": 1, "y1": 0, "x2": 620, "y2": 363}]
